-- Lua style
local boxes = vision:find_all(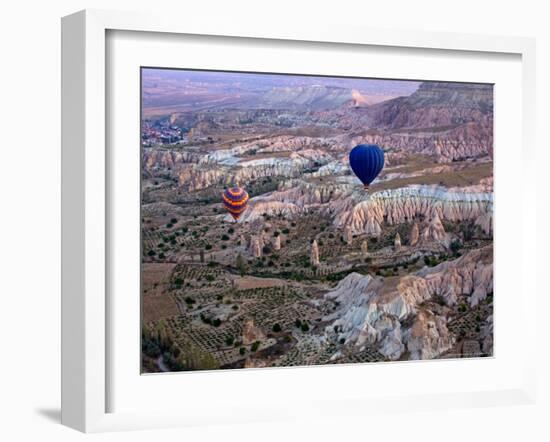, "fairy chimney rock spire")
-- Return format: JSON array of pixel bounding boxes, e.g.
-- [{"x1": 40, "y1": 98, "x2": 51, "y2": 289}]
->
[
  {"x1": 394, "y1": 233, "x2": 402, "y2": 250},
  {"x1": 250, "y1": 235, "x2": 262, "y2": 258},
  {"x1": 311, "y1": 239, "x2": 320, "y2": 266},
  {"x1": 344, "y1": 225, "x2": 353, "y2": 245},
  {"x1": 410, "y1": 222, "x2": 420, "y2": 246}
]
